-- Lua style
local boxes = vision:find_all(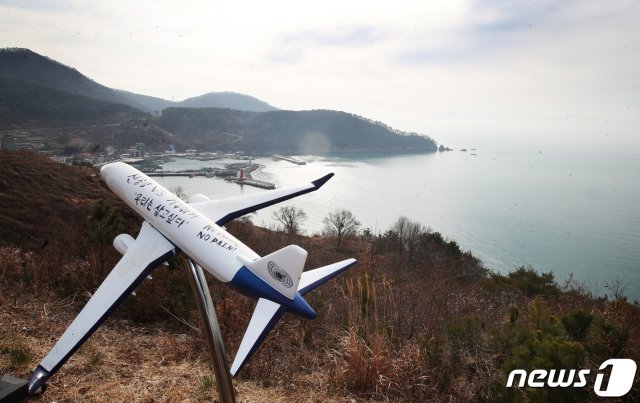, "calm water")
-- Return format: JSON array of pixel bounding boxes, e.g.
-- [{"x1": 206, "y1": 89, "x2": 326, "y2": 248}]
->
[{"x1": 153, "y1": 150, "x2": 640, "y2": 300}]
